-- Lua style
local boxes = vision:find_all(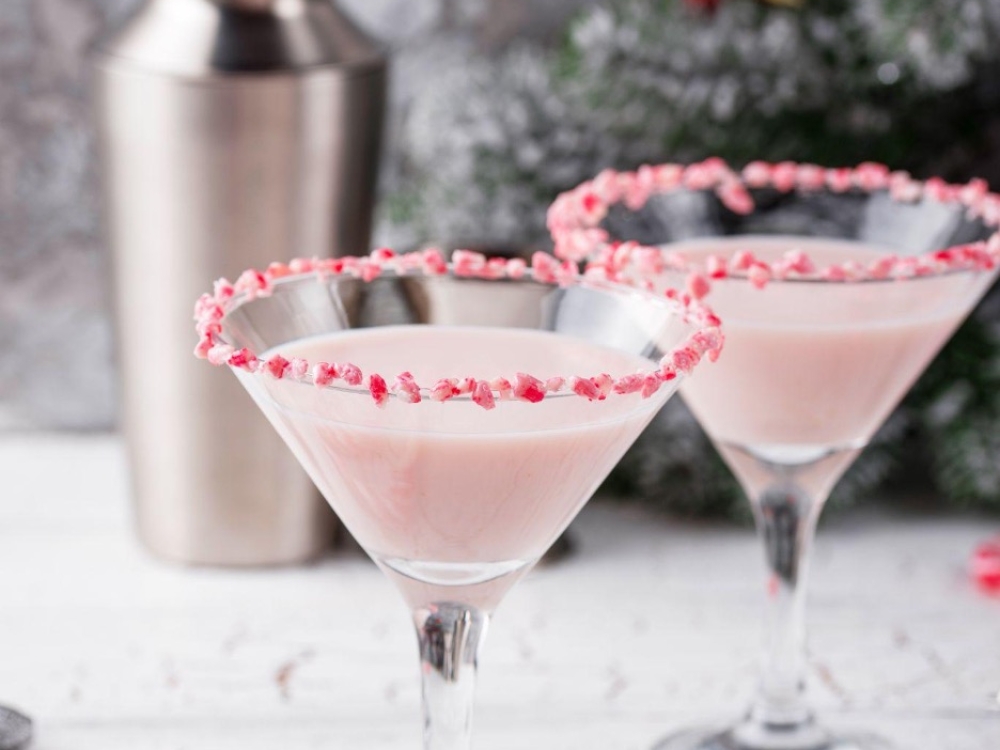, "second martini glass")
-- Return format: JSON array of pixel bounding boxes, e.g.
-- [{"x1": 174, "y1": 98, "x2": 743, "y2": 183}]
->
[
  {"x1": 193, "y1": 248, "x2": 722, "y2": 749},
  {"x1": 549, "y1": 159, "x2": 1000, "y2": 750}
]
